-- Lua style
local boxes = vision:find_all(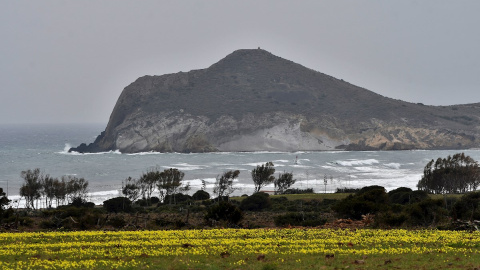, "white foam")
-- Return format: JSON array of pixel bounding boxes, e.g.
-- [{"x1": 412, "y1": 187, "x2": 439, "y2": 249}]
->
[
  {"x1": 58, "y1": 145, "x2": 122, "y2": 155},
  {"x1": 292, "y1": 164, "x2": 314, "y2": 168},
  {"x1": 335, "y1": 159, "x2": 380, "y2": 166},
  {"x1": 244, "y1": 162, "x2": 268, "y2": 167},
  {"x1": 384, "y1": 163, "x2": 401, "y2": 169},
  {"x1": 170, "y1": 163, "x2": 207, "y2": 171},
  {"x1": 126, "y1": 151, "x2": 162, "y2": 156}
]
